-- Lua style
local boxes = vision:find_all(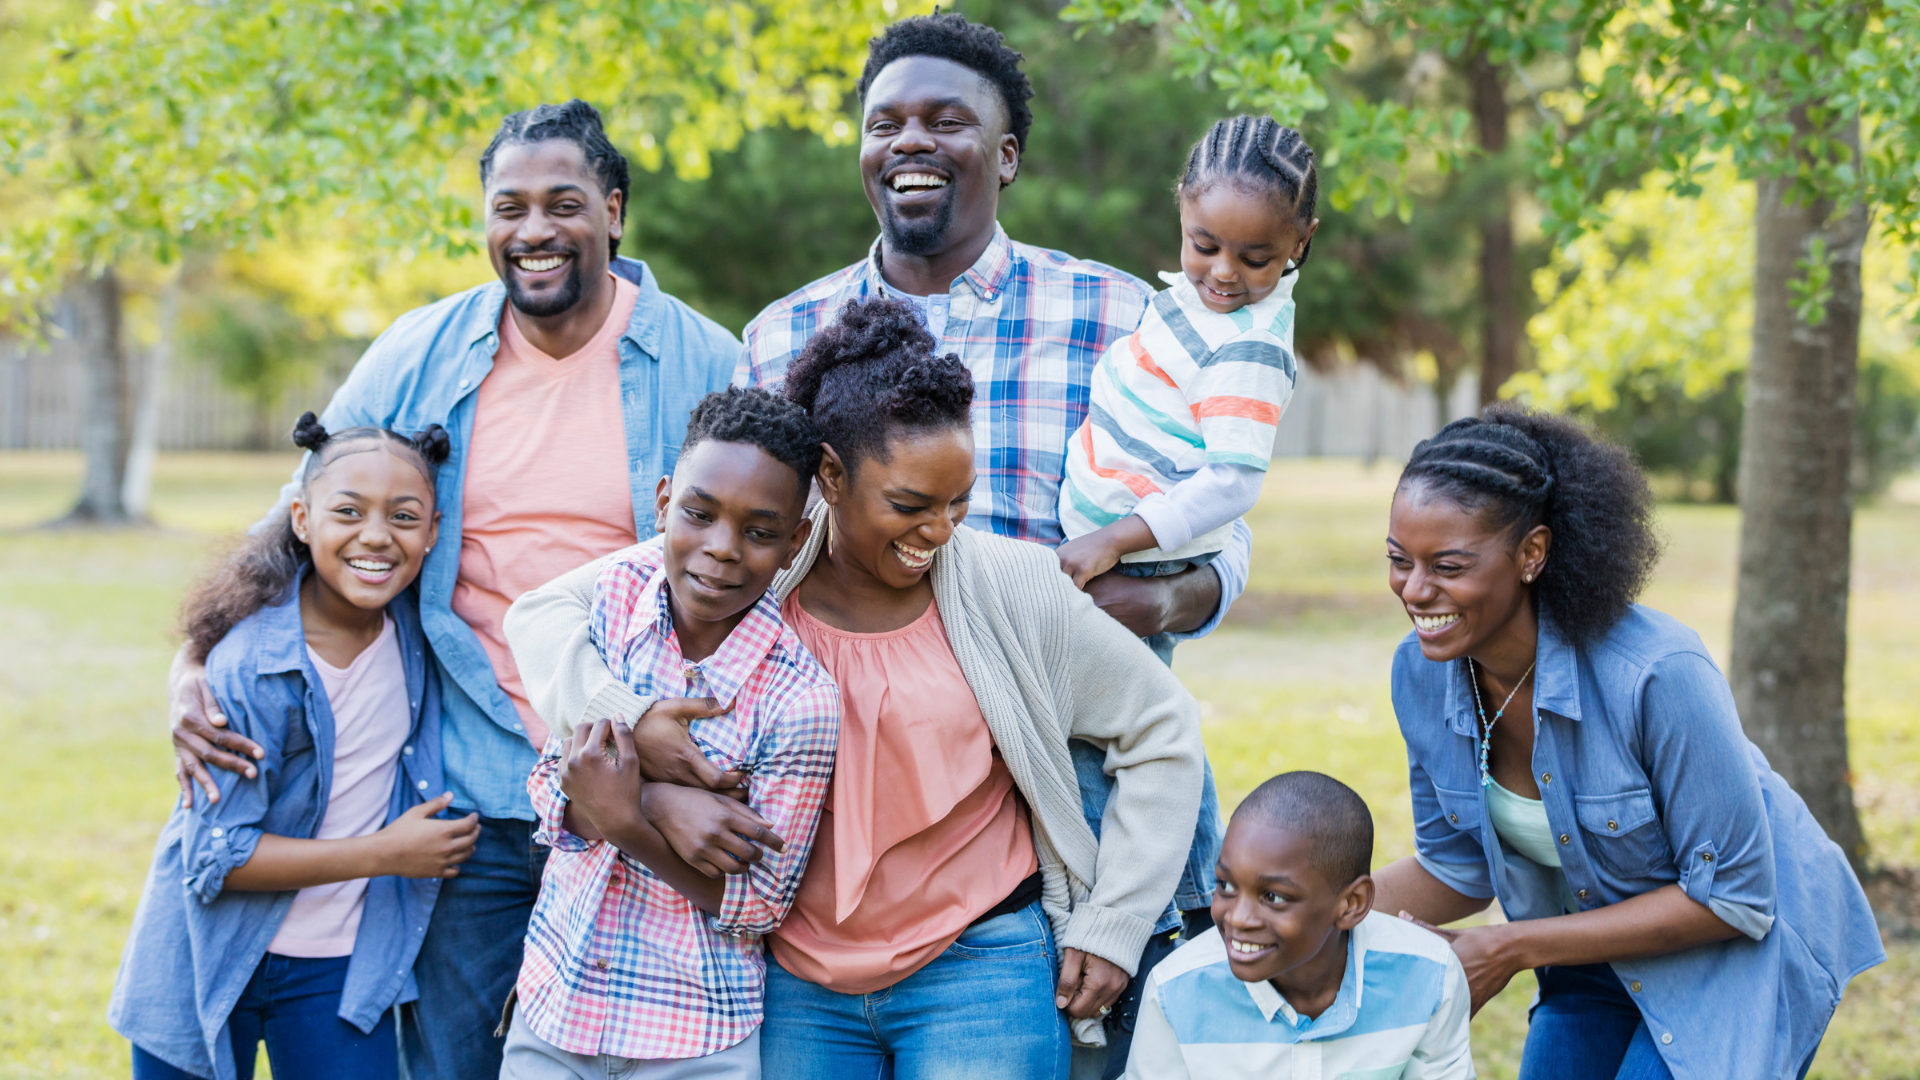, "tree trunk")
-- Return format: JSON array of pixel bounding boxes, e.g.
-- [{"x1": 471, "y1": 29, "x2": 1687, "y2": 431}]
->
[
  {"x1": 63, "y1": 267, "x2": 138, "y2": 524},
  {"x1": 1730, "y1": 111, "x2": 1869, "y2": 875},
  {"x1": 123, "y1": 272, "x2": 179, "y2": 518},
  {"x1": 1468, "y1": 50, "x2": 1520, "y2": 408}
]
